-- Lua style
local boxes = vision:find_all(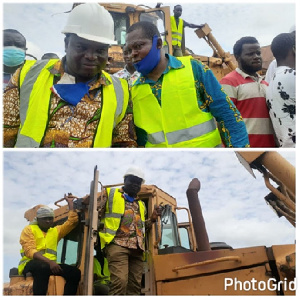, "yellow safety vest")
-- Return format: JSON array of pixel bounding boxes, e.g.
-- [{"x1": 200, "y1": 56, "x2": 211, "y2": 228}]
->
[
  {"x1": 93, "y1": 257, "x2": 110, "y2": 284},
  {"x1": 171, "y1": 16, "x2": 184, "y2": 47},
  {"x1": 15, "y1": 59, "x2": 129, "y2": 148},
  {"x1": 99, "y1": 188, "x2": 146, "y2": 249},
  {"x1": 18, "y1": 225, "x2": 58, "y2": 275},
  {"x1": 131, "y1": 56, "x2": 222, "y2": 148}
]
